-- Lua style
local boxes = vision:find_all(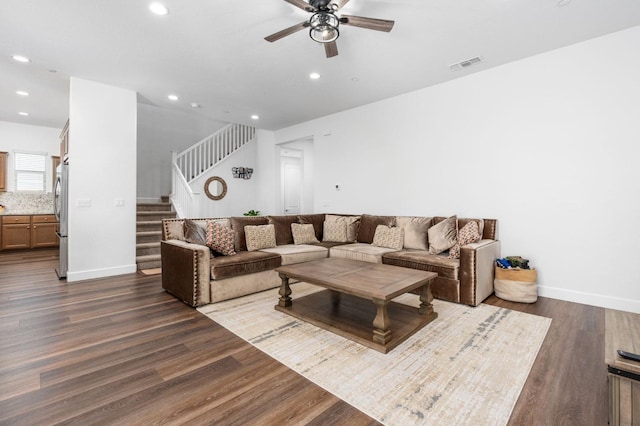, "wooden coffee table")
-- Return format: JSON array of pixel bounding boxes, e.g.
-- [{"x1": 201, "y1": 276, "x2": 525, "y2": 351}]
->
[{"x1": 275, "y1": 257, "x2": 438, "y2": 353}]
